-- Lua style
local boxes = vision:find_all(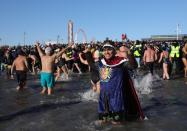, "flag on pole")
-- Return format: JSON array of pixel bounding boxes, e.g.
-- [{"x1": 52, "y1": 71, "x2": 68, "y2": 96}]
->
[{"x1": 121, "y1": 34, "x2": 126, "y2": 40}]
